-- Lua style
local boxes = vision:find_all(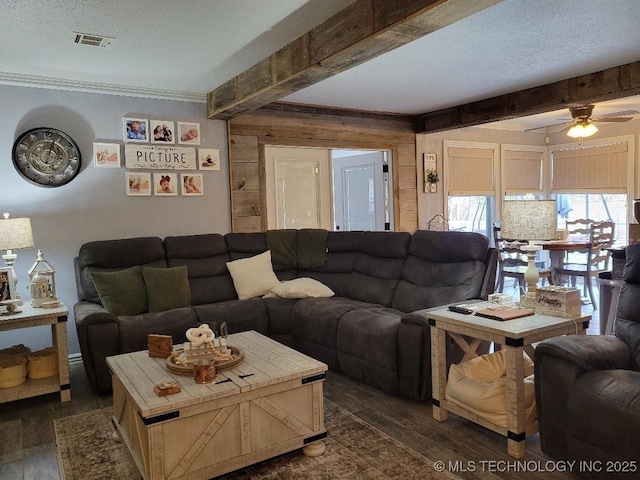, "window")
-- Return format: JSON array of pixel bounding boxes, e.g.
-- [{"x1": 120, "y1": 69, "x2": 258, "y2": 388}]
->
[{"x1": 445, "y1": 141, "x2": 499, "y2": 236}]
